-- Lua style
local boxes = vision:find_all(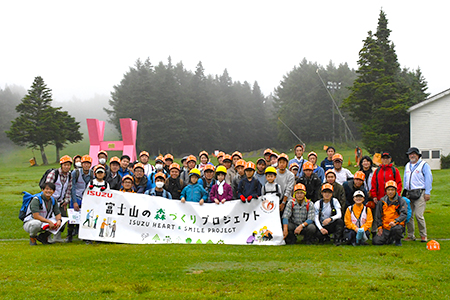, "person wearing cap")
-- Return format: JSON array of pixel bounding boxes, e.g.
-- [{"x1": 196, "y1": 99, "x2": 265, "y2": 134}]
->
[
  {"x1": 96, "y1": 150, "x2": 110, "y2": 172},
  {"x1": 201, "y1": 164, "x2": 216, "y2": 202},
  {"x1": 370, "y1": 151, "x2": 402, "y2": 204},
  {"x1": 324, "y1": 169, "x2": 346, "y2": 214},
  {"x1": 73, "y1": 155, "x2": 82, "y2": 170},
  {"x1": 210, "y1": 166, "x2": 233, "y2": 204},
  {"x1": 254, "y1": 158, "x2": 267, "y2": 186},
  {"x1": 282, "y1": 183, "x2": 317, "y2": 245},
  {"x1": 148, "y1": 156, "x2": 169, "y2": 190},
  {"x1": 269, "y1": 152, "x2": 279, "y2": 168},
  {"x1": 261, "y1": 166, "x2": 283, "y2": 202},
  {"x1": 180, "y1": 168, "x2": 208, "y2": 205},
  {"x1": 373, "y1": 180, "x2": 408, "y2": 246},
  {"x1": 146, "y1": 172, "x2": 172, "y2": 199},
  {"x1": 180, "y1": 155, "x2": 198, "y2": 186},
  {"x1": 320, "y1": 146, "x2": 335, "y2": 172},
  {"x1": 332, "y1": 153, "x2": 353, "y2": 185},
  {"x1": 238, "y1": 162, "x2": 261, "y2": 203},
  {"x1": 216, "y1": 151, "x2": 225, "y2": 167},
  {"x1": 344, "y1": 190, "x2": 373, "y2": 246},
  {"x1": 403, "y1": 147, "x2": 433, "y2": 242},
  {"x1": 289, "y1": 163, "x2": 300, "y2": 181},
  {"x1": 132, "y1": 163, "x2": 148, "y2": 194},
  {"x1": 118, "y1": 155, "x2": 133, "y2": 178},
  {"x1": 106, "y1": 156, "x2": 122, "y2": 190},
  {"x1": 314, "y1": 183, "x2": 344, "y2": 246},
  {"x1": 163, "y1": 154, "x2": 174, "y2": 174},
  {"x1": 289, "y1": 144, "x2": 306, "y2": 177},
  {"x1": 120, "y1": 175, "x2": 136, "y2": 193},
  {"x1": 90, "y1": 165, "x2": 109, "y2": 190},
  {"x1": 275, "y1": 153, "x2": 296, "y2": 213},
  {"x1": 45, "y1": 155, "x2": 73, "y2": 243},
  {"x1": 343, "y1": 171, "x2": 368, "y2": 210},
  {"x1": 296, "y1": 161, "x2": 322, "y2": 203},
  {"x1": 165, "y1": 163, "x2": 185, "y2": 200},
  {"x1": 68, "y1": 155, "x2": 93, "y2": 242},
  {"x1": 231, "y1": 159, "x2": 246, "y2": 198},
  {"x1": 181, "y1": 156, "x2": 189, "y2": 171},
  {"x1": 223, "y1": 154, "x2": 234, "y2": 185},
  {"x1": 263, "y1": 149, "x2": 272, "y2": 165},
  {"x1": 308, "y1": 151, "x2": 325, "y2": 183},
  {"x1": 198, "y1": 151, "x2": 210, "y2": 172},
  {"x1": 139, "y1": 151, "x2": 155, "y2": 176}
]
